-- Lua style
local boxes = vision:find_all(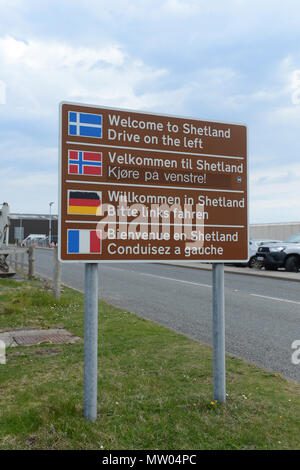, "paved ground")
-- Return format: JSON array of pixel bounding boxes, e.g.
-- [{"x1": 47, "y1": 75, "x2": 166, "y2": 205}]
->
[{"x1": 27, "y1": 249, "x2": 300, "y2": 383}]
